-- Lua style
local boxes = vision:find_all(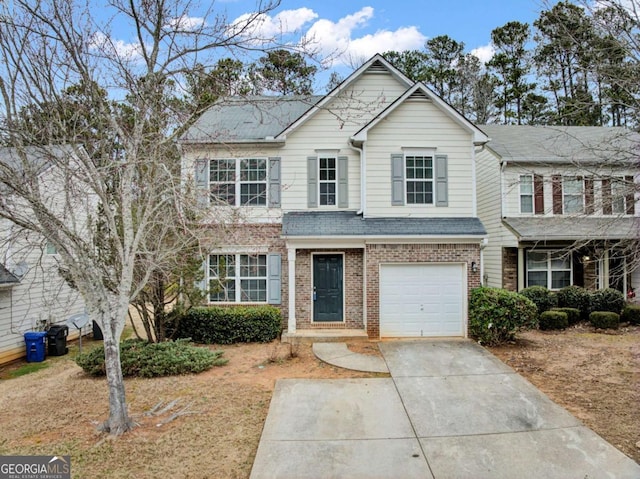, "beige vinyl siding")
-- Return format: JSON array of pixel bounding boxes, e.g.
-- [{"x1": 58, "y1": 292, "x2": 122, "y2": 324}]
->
[
  {"x1": 503, "y1": 164, "x2": 639, "y2": 217},
  {"x1": 364, "y1": 99, "x2": 475, "y2": 217},
  {"x1": 280, "y1": 72, "x2": 407, "y2": 212},
  {"x1": 476, "y1": 149, "x2": 517, "y2": 288},
  {"x1": 0, "y1": 239, "x2": 85, "y2": 364}
]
